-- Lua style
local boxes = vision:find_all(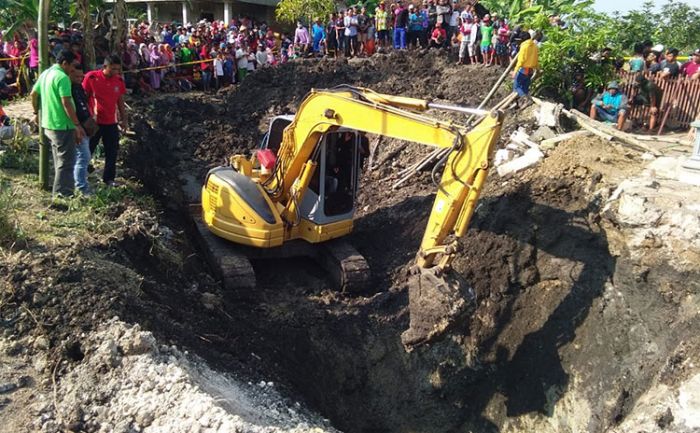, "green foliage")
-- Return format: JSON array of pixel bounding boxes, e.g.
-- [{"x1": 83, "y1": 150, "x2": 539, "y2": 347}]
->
[
  {"x1": 81, "y1": 183, "x2": 154, "y2": 212},
  {"x1": 0, "y1": 0, "x2": 38, "y2": 37},
  {"x1": 276, "y1": 0, "x2": 336, "y2": 24},
  {"x1": 614, "y1": 0, "x2": 700, "y2": 53},
  {"x1": 521, "y1": 9, "x2": 618, "y2": 97},
  {"x1": 0, "y1": 0, "x2": 91, "y2": 37},
  {"x1": 0, "y1": 181, "x2": 21, "y2": 247},
  {"x1": 481, "y1": 0, "x2": 594, "y2": 22}
]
